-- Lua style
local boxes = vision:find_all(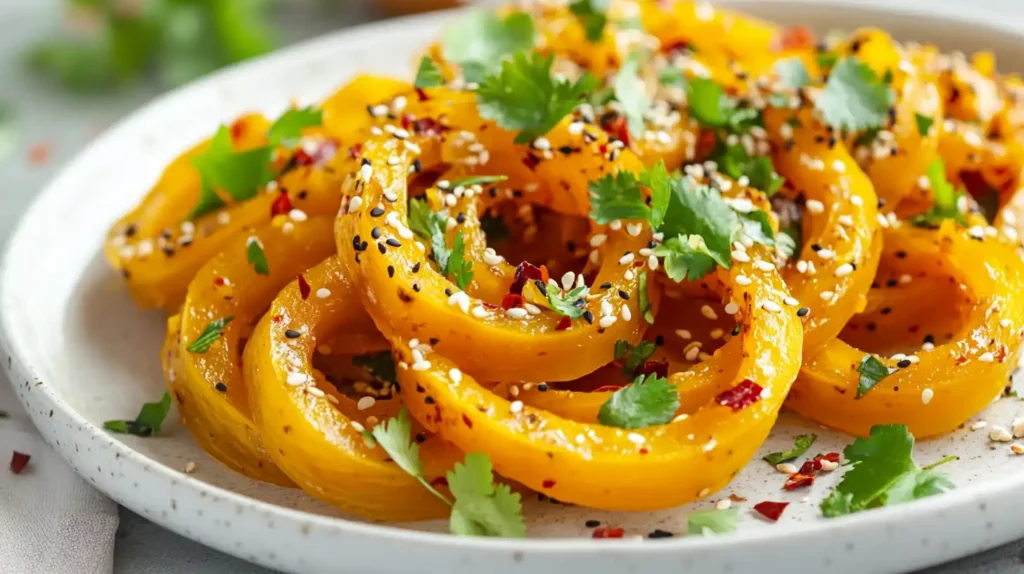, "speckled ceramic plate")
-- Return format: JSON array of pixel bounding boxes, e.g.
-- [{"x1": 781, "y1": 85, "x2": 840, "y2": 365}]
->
[{"x1": 3, "y1": 1, "x2": 1024, "y2": 573}]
